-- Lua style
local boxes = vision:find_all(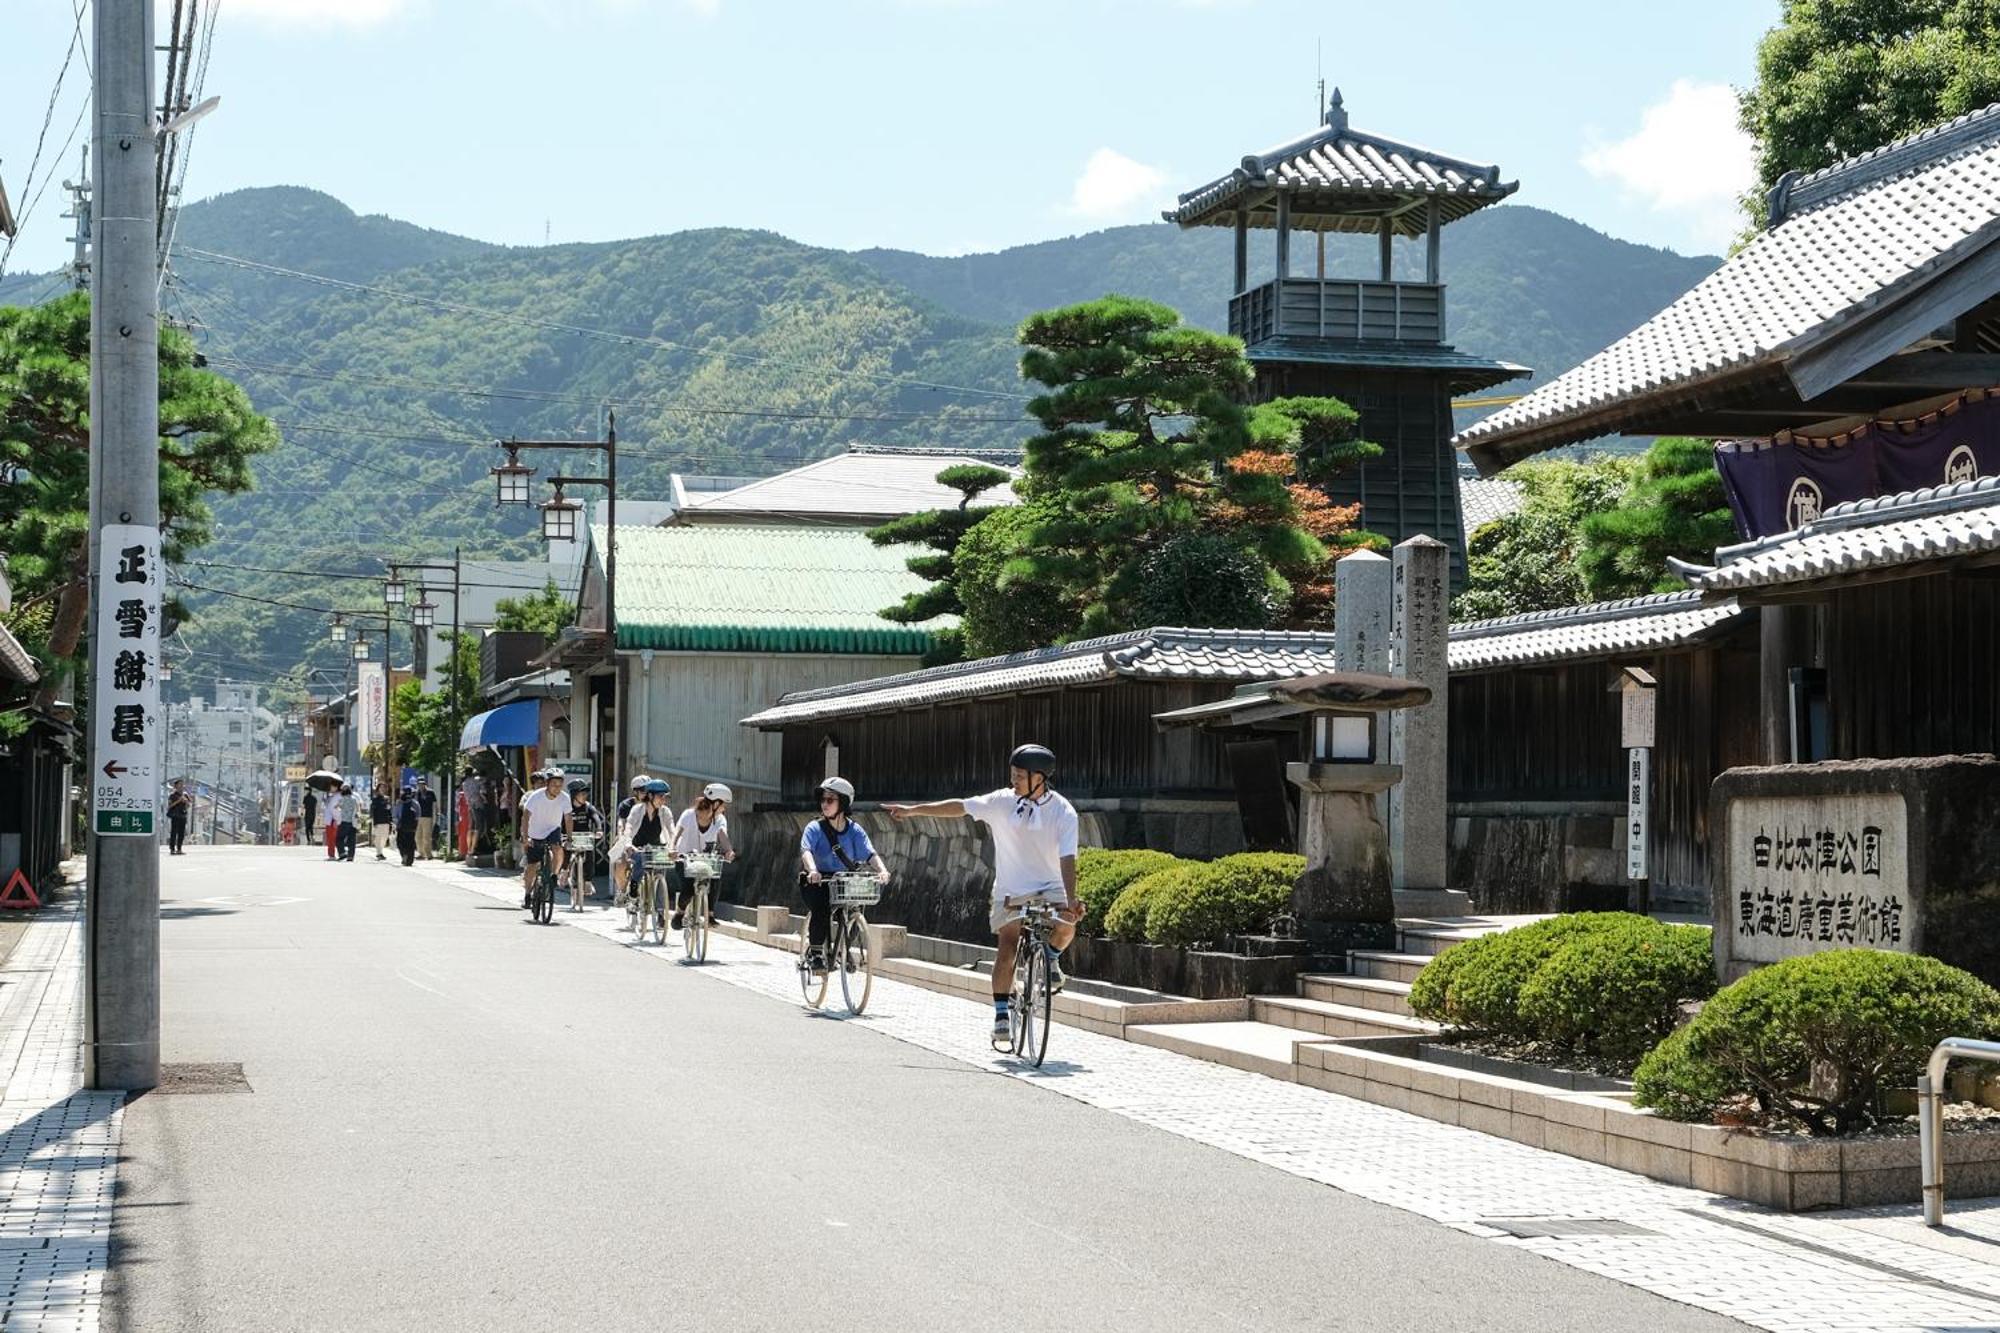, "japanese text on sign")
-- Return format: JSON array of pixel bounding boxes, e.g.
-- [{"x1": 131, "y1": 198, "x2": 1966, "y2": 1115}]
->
[
  {"x1": 1726, "y1": 793, "x2": 1910, "y2": 963},
  {"x1": 91, "y1": 525, "x2": 162, "y2": 837}
]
